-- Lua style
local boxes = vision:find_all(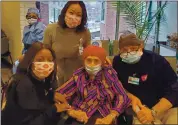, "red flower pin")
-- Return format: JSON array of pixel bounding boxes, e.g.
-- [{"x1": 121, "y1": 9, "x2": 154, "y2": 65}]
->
[{"x1": 141, "y1": 74, "x2": 148, "y2": 82}]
